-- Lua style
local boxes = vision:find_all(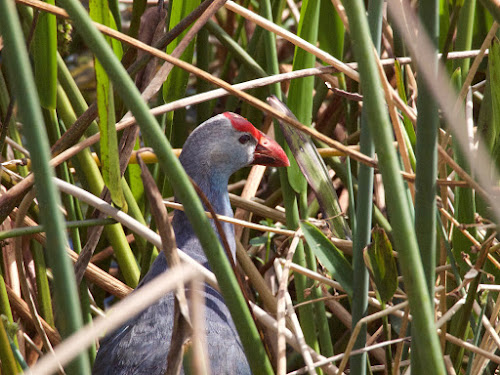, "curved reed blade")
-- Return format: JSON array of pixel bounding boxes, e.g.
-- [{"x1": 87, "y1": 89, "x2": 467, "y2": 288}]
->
[{"x1": 268, "y1": 95, "x2": 351, "y2": 240}]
